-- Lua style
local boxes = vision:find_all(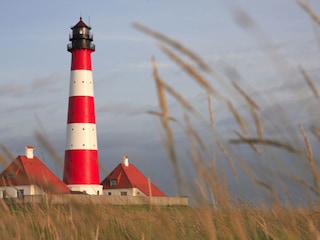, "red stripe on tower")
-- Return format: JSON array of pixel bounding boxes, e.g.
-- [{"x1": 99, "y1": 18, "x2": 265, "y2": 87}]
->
[{"x1": 63, "y1": 17, "x2": 102, "y2": 195}]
